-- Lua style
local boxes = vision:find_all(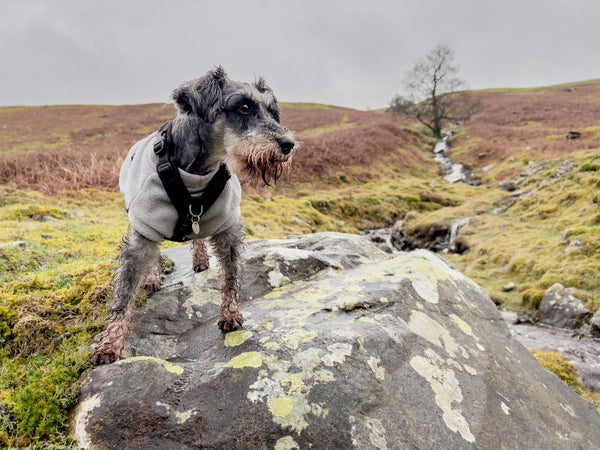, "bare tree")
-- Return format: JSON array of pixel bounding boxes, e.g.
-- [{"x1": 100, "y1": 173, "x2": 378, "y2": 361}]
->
[{"x1": 390, "y1": 44, "x2": 478, "y2": 139}]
